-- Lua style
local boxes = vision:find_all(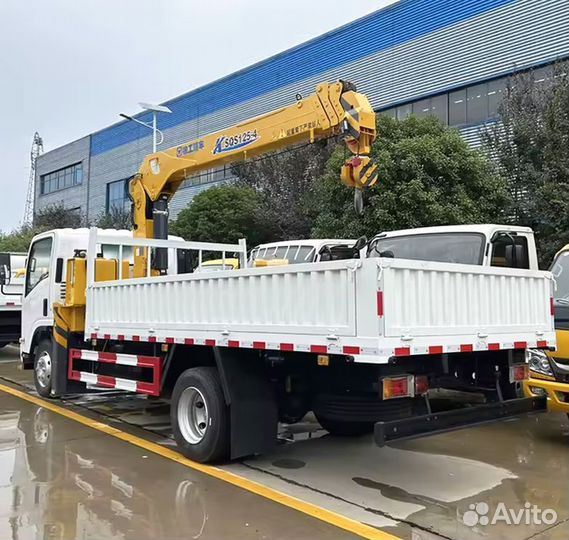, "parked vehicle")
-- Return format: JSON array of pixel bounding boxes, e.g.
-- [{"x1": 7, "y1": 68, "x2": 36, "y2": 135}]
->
[
  {"x1": 367, "y1": 224, "x2": 538, "y2": 269},
  {"x1": 0, "y1": 252, "x2": 26, "y2": 348},
  {"x1": 249, "y1": 239, "x2": 356, "y2": 266},
  {"x1": 525, "y1": 245, "x2": 569, "y2": 418},
  {"x1": 16, "y1": 225, "x2": 554, "y2": 462}
]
